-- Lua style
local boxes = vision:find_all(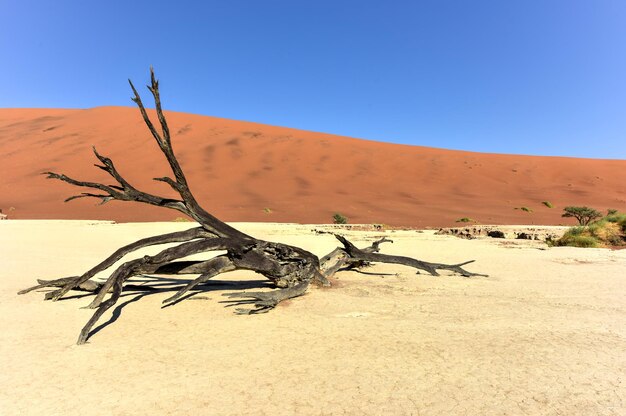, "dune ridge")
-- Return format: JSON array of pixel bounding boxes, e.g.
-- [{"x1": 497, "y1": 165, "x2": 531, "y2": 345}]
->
[{"x1": 1, "y1": 106, "x2": 625, "y2": 227}]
